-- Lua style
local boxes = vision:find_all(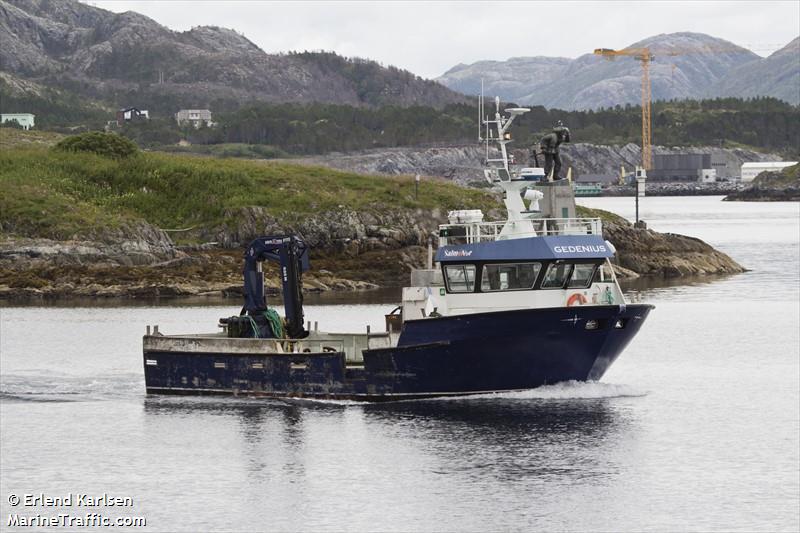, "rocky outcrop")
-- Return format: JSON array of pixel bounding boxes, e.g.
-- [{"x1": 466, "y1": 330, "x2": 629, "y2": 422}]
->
[
  {"x1": 200, "y1": 206, "x2": 449, "y2": 255},
  {"x1": 0, "y1": 245, "x2": 379, "y2": 300},
  {"x1": 602, "y1": 182, "x2": 746, "y2": 197},
  {"x1": 296, "y1": 143, "x2": 782, "y2": 187},
  {"x1": 0, "y1": 219, "x2": 181, "y2": 269},
  {"x1": 295, "y1": 145, "x2": 487, "y2": 186},
  {"x1": 724, "y1": 168, "x2": 800, "y2": 201},
  {"x1": 0, "y1": 200, "x2": 745, "y2": 299},
  {"x1": 603, "y1": 220, "x2": 744, "y2": 278},
  {"x1": 725, "y1": 187, "x2": 800, "y2": 202}
]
